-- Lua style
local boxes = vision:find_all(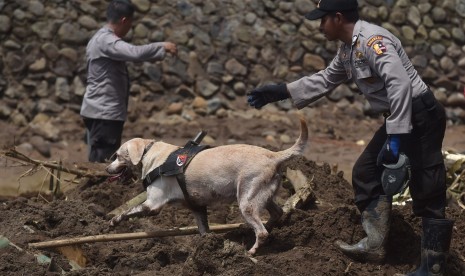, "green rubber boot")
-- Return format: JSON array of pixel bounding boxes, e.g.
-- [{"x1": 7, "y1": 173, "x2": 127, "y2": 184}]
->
[
  {"x1": 335, "y1": 195, "x2": 392, "y2": 263},
  {"x1": 395, "y1": 217, "x2": 454, "y2": 276}
]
